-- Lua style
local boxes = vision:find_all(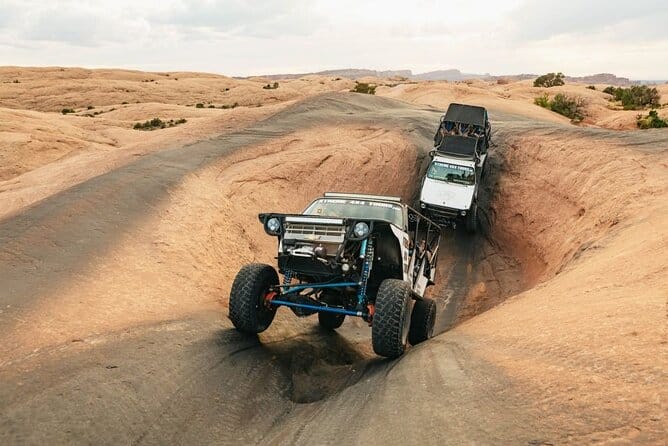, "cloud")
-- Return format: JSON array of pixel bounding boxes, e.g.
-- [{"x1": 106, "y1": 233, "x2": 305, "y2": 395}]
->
[
  {"x1": 0, "y1": 0, "x2": 665, "y2": 79},
  {"x1": 148, "y1": 0, "x2": 321, "y2": 38},
  {"x1": 0, "y1": 0, "x2": 150, "y2": 46},
  {"x1": 511, "y1": 0, "x2": 667, "y2": 41}
]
